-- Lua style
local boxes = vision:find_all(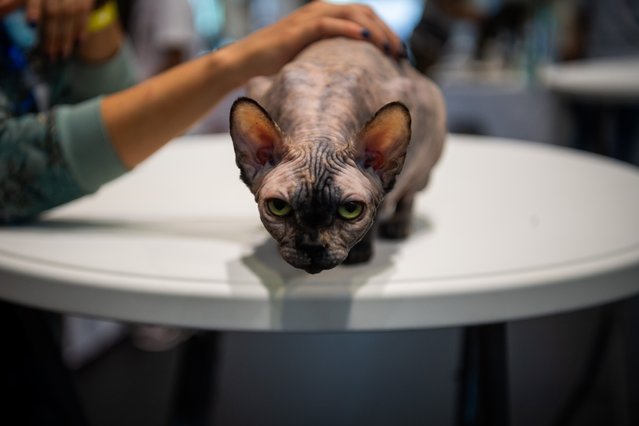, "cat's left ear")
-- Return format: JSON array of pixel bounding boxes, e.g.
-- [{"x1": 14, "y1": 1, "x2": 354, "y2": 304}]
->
[
  {"x1": 355, "y1": 102, "x2": 411, "y2": 191},
  {"x1": 230, "y1": 97, "x2": 283, "y2": 188}
]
